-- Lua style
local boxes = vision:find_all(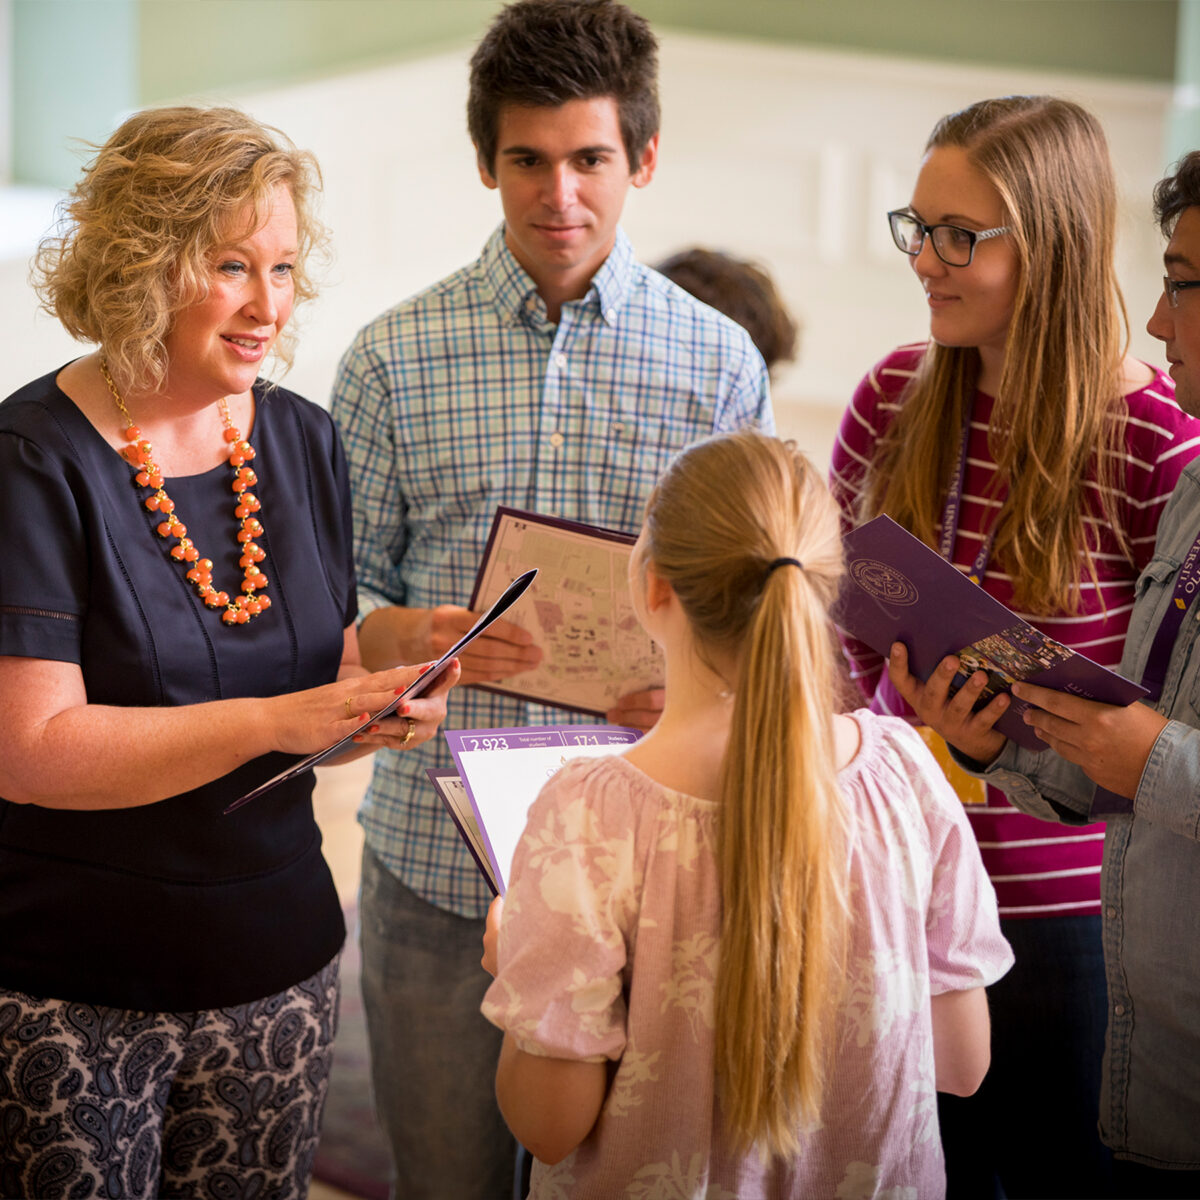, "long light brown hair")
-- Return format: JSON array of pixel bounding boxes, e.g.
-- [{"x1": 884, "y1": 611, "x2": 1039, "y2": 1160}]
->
[
  {"x1": 861, "y1": 96, "x2": 1129, "y2": 613},
  {"x1": 33, "y1": 105, "x2": 326, "y2": 395},
  {"x1": 641, "y1": 430, "x2": 849, "y2": 1157}
]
